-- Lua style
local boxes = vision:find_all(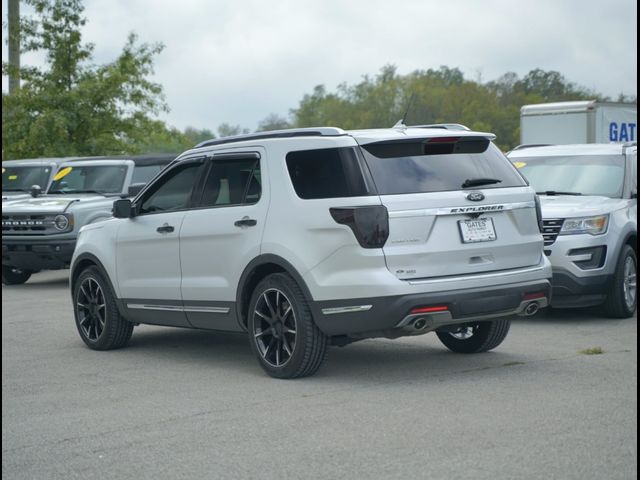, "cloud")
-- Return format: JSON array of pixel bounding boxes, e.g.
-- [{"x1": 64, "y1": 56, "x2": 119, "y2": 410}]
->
[{"x1": 2, "y1": 0, "x2": 637, "y2": 131}]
